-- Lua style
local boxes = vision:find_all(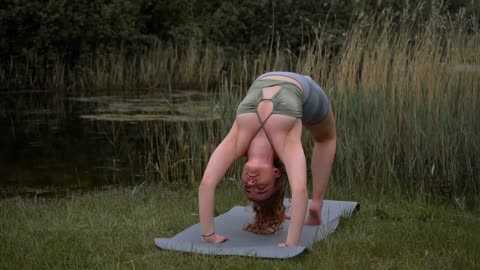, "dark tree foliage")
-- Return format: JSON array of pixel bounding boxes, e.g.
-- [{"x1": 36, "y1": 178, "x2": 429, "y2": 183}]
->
[
  {"x1": 0, "y1": 0, "x2": 148, "y2": 65},
  {"x1": 0, "y1": 0, "x2": 478, "y2": 84}
]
